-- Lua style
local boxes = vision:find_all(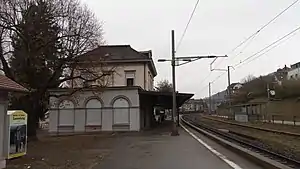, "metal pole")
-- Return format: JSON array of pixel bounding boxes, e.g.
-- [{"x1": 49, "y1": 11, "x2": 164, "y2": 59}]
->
[
  {"x1": 267, "y1": 83, "x2": 270, "y2": 100},
  {"x1": 177, "y1": 94, "x2": 180, "y2": 126},
  {"x1": 209, "y1": 82, "x2": 212, "y2": 114},
  {"x1": 227, "y1": 66, "x2": 232, "y2": 116},
  {"x1": 171, "y1": 30, "x2": 179, "y2": 136},
  {"x1": 266, "y1": 83, "x2": 270, "y2": 121}
]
